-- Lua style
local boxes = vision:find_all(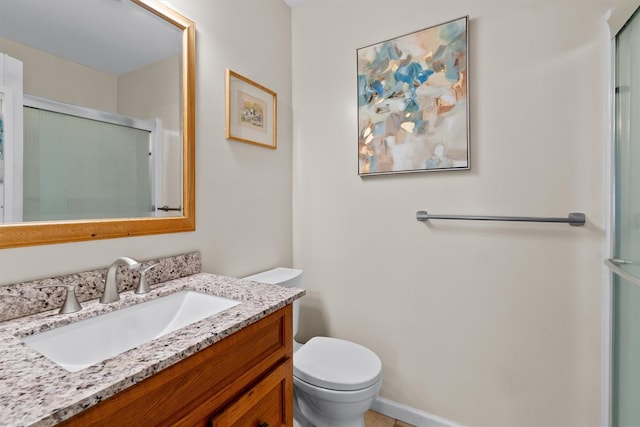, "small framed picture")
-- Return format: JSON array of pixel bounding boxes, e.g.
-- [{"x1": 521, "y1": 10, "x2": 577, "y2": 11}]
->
[{"x1": 225, "y1": 69, "x2": 277, "y2": 149}]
